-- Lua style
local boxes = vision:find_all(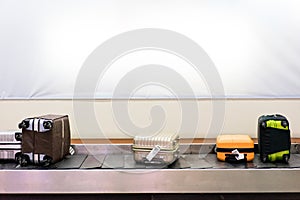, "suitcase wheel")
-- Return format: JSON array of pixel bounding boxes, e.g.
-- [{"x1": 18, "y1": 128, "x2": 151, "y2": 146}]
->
[
  {"x1": 15, "y1": 132, "x2": 22, "y2": 141},
  {"x1": 43, "y1": 121, "x2": 52, "y2": 130},
  {"x1": 283, "y1": 154, "x2": 289, "y2": 163},
  {"x1": 18, "y1": 121, "x2": 26, "y2": 129},
  {"x1": 69, "y1": 146, "x2": 75, "y2": 155},
  {"x1": 42, "y1": 155, "x2": 52, "y2": 167},
  {"x1": 18, "y1": 120, "x2": 30, "y2": 129},
  {"x1": 15, "y1": 152, "x2": 22, "y2": 163},
  {"x1": 261, "y1": 155, "x2": 268, "y2": 163},
  {"x1": 281, "y1": 121, "x2": 288, "y2": 128},
  {"x1": 16, "y1": 154, "x2": 30, "y2": 166}
]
